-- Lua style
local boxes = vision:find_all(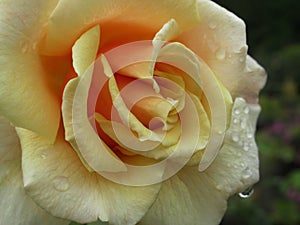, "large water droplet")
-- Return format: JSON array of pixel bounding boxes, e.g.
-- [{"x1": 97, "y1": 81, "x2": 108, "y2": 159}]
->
[
  {"x1": 239, "y1": 186, "x2": 254, "y2": 198},
  {"x1": 53, "y1": 176, "x2": 70, "y2": 192},
  {"x1": 216, "y1": 48, "x2": 226, "y2": 60}
]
